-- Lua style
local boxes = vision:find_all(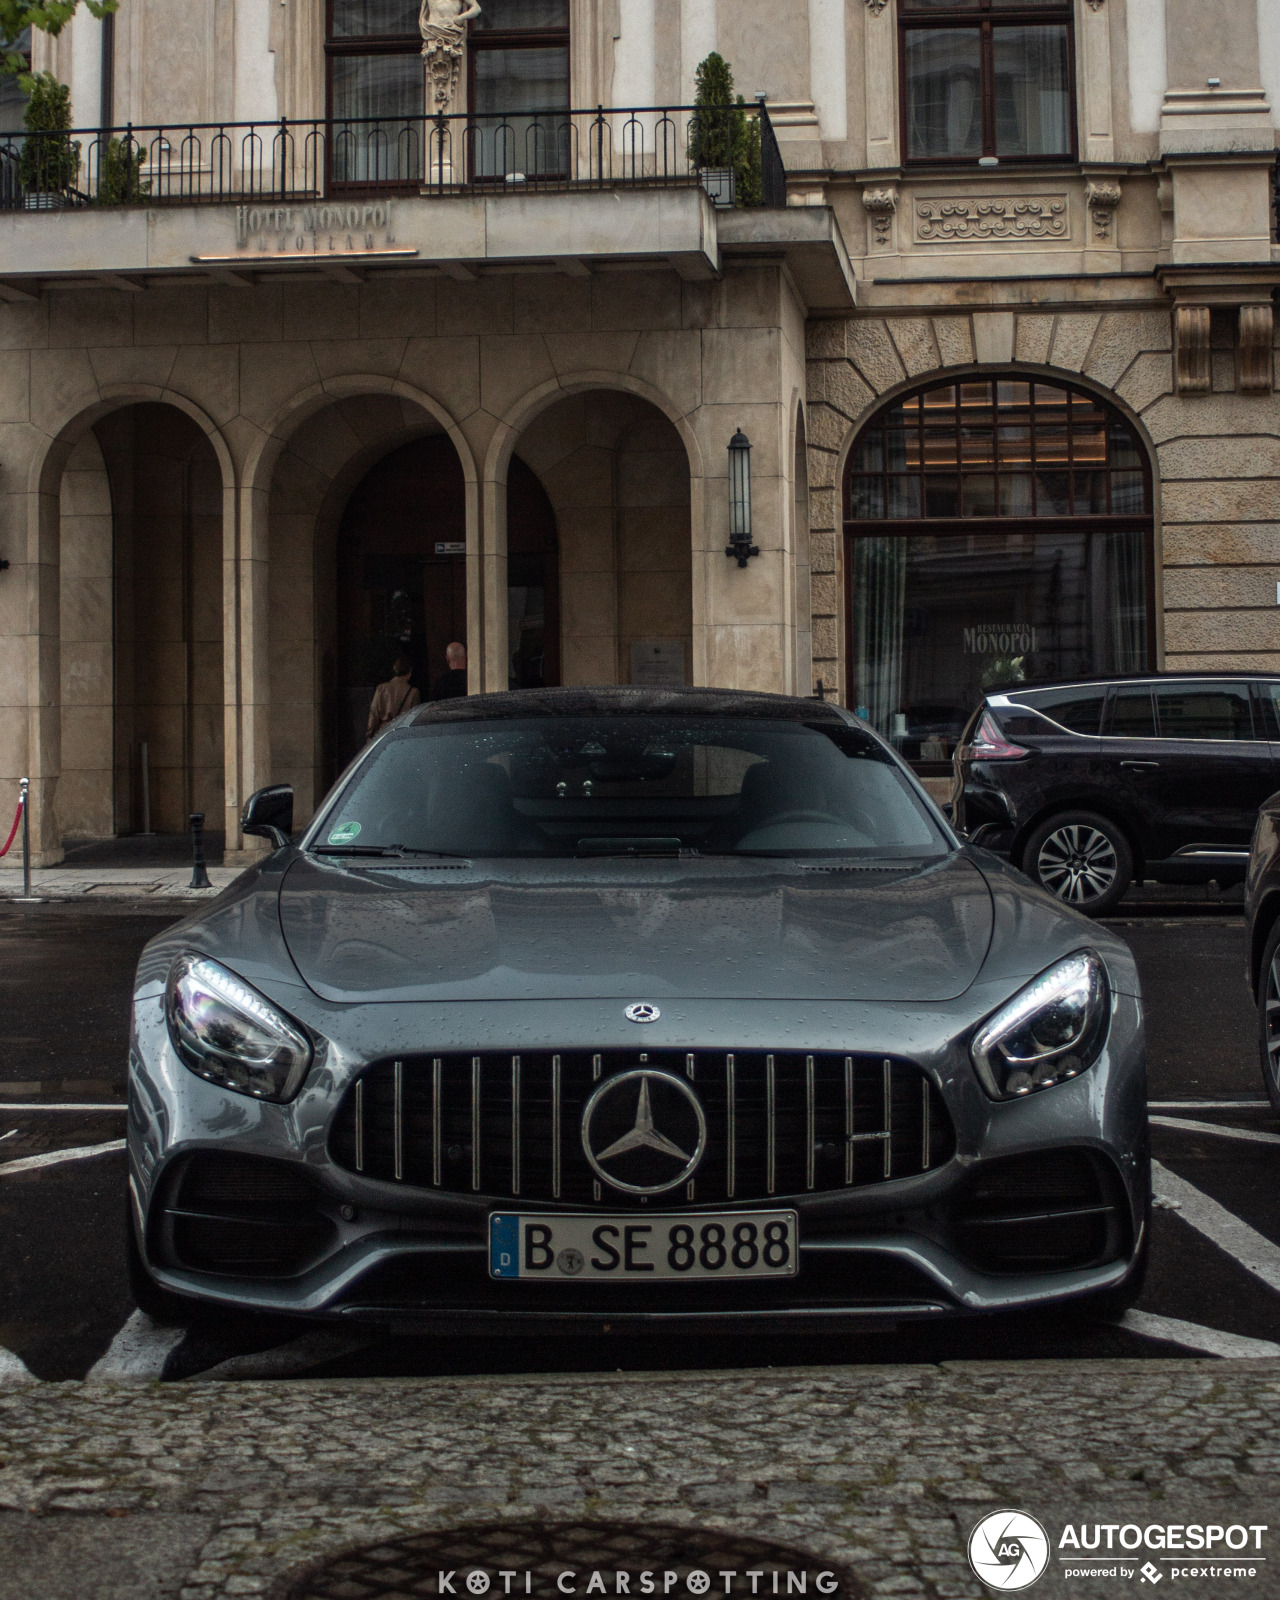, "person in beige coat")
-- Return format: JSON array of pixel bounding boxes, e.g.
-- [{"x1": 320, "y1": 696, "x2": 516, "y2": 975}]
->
[{"x1": 366, "y1": 655, "x2": 421, "y2": 740}]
